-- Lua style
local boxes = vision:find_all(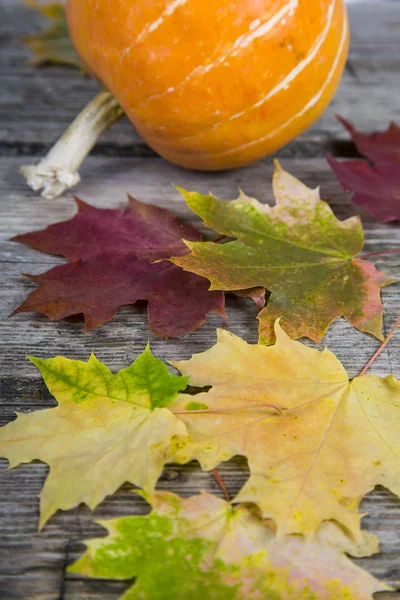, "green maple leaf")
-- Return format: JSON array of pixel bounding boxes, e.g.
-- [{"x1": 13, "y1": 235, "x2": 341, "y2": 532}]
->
[
  {"x1": 69, "y1": 491, "x2": 386, "y2": 600},
  {"x1": 24, "y1": 1, "x2": 82, "y2": 69},
  {"x1": 0, "y1": 346, "x2": 188, "y2": 529},
  {"x1": 172, "y1": 162, "x2": 394, "y2": 344}
]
